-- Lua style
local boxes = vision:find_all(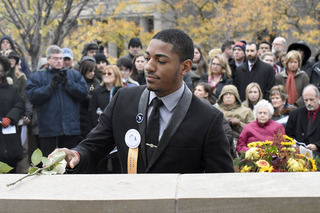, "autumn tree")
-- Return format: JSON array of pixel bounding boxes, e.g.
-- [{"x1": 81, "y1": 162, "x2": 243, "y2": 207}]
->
[
  {"x1": 149, "y1": 0, "x2": 320, "y2": 54},
  {"x1": 0, "y1": 0, "x2": 90, "y2": 69}
]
